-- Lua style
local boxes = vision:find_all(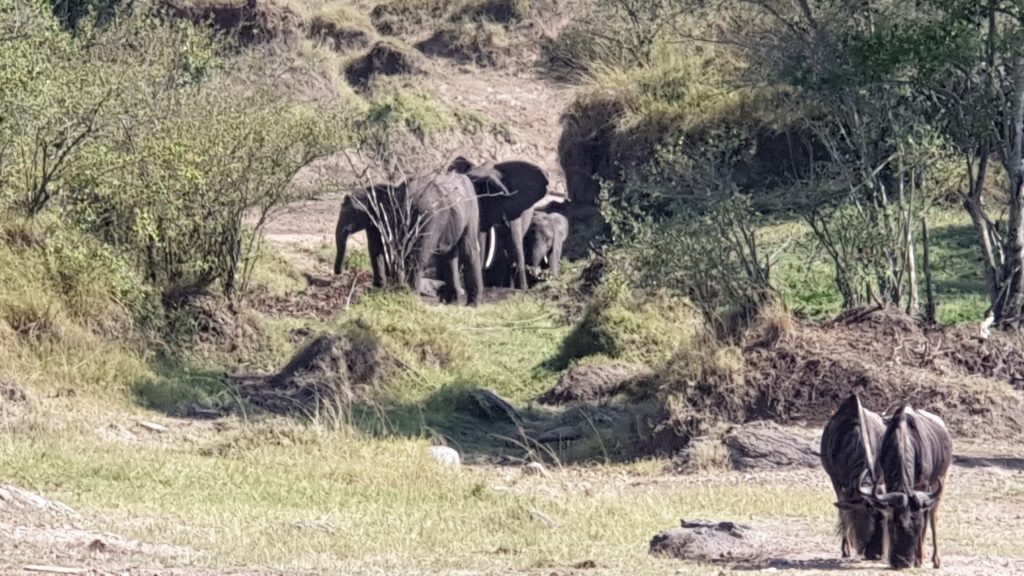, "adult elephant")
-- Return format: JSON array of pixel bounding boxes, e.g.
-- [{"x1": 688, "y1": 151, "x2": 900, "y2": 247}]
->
[
  {"x1": 448, "y1": 156, "x2": 548, "y2": 290},
  {"x1": 333, "y1": 174, "x2": 484, "y2": 305}
]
